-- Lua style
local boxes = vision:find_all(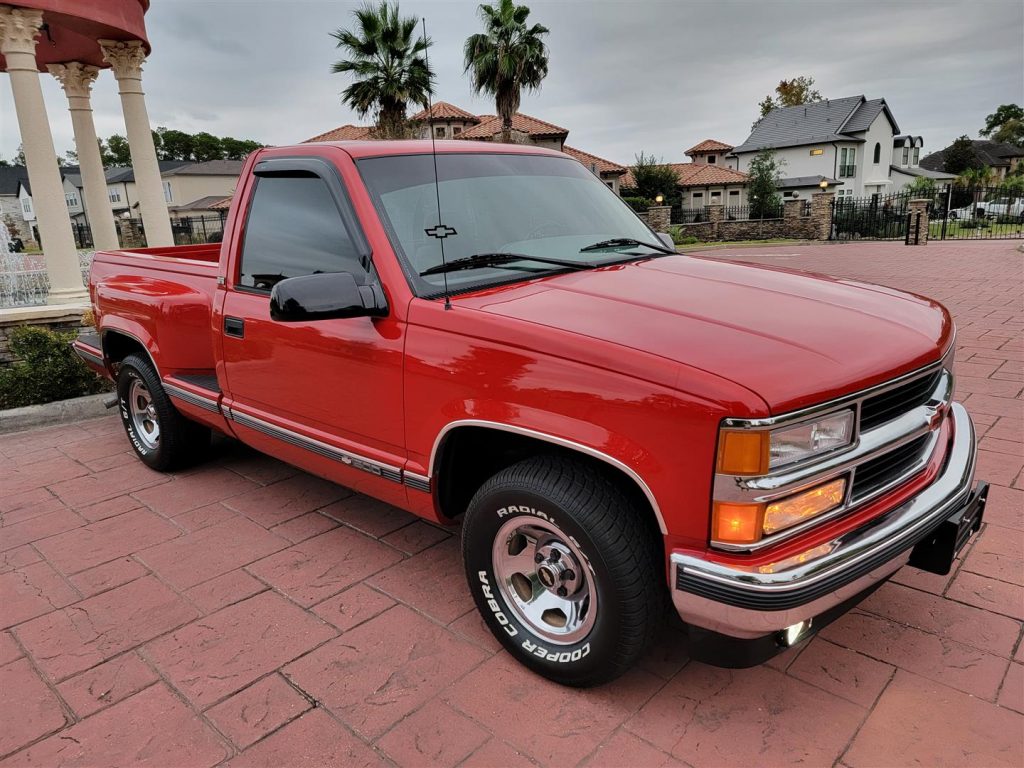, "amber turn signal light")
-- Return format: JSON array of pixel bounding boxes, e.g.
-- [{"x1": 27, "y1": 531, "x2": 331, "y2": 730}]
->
[
  {"x1": 716, "y1": 430, "x2": 769, "y2": 475},
  {"x1": 712, "y1": 501, "x2": 765, "y2": 544},
  {"x1": 763, "y1": 478, "x2": 846, "y2": 534}
]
